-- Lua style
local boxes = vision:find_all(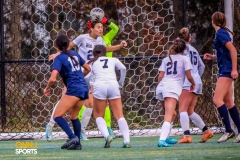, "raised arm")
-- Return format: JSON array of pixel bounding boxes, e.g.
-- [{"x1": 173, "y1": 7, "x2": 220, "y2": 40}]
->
[{"x1": 106, "y1": 40, "x2": 127, "y2": 52}]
